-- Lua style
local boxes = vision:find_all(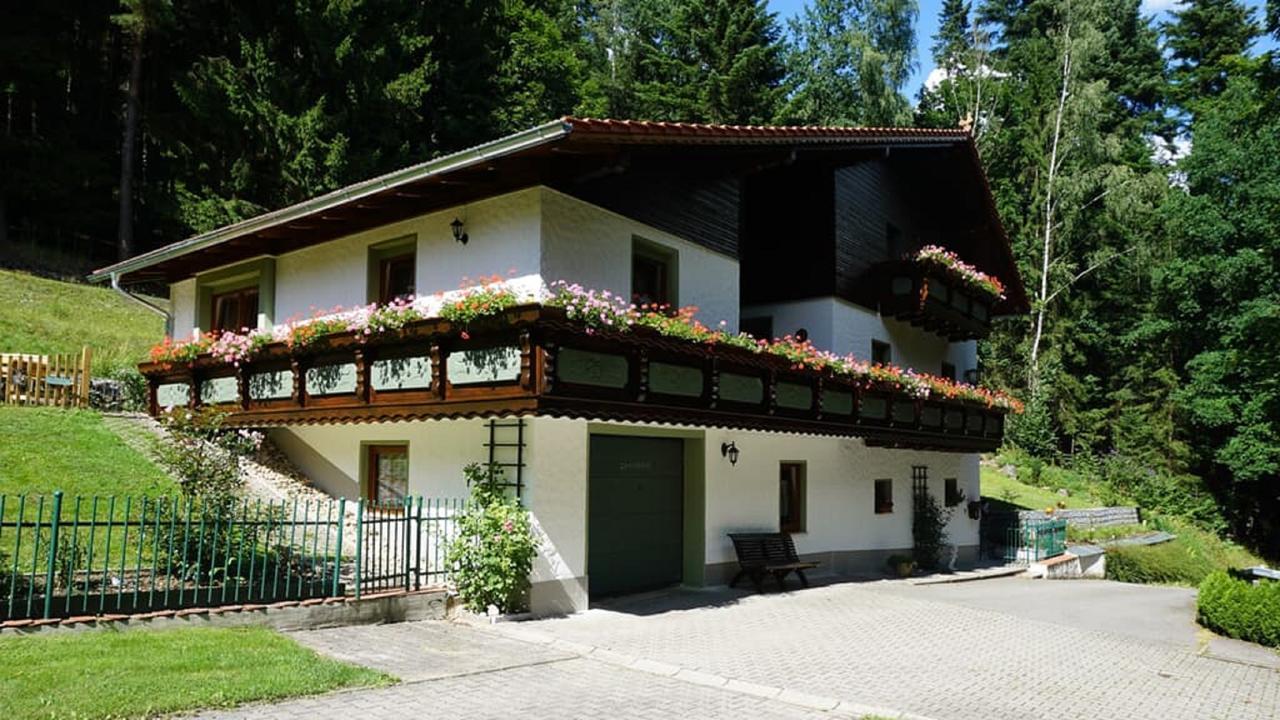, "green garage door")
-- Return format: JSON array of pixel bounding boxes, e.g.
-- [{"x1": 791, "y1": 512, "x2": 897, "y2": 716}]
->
[{"x1": 588, "y1": 435, "x2": 684, "y2": 598}]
